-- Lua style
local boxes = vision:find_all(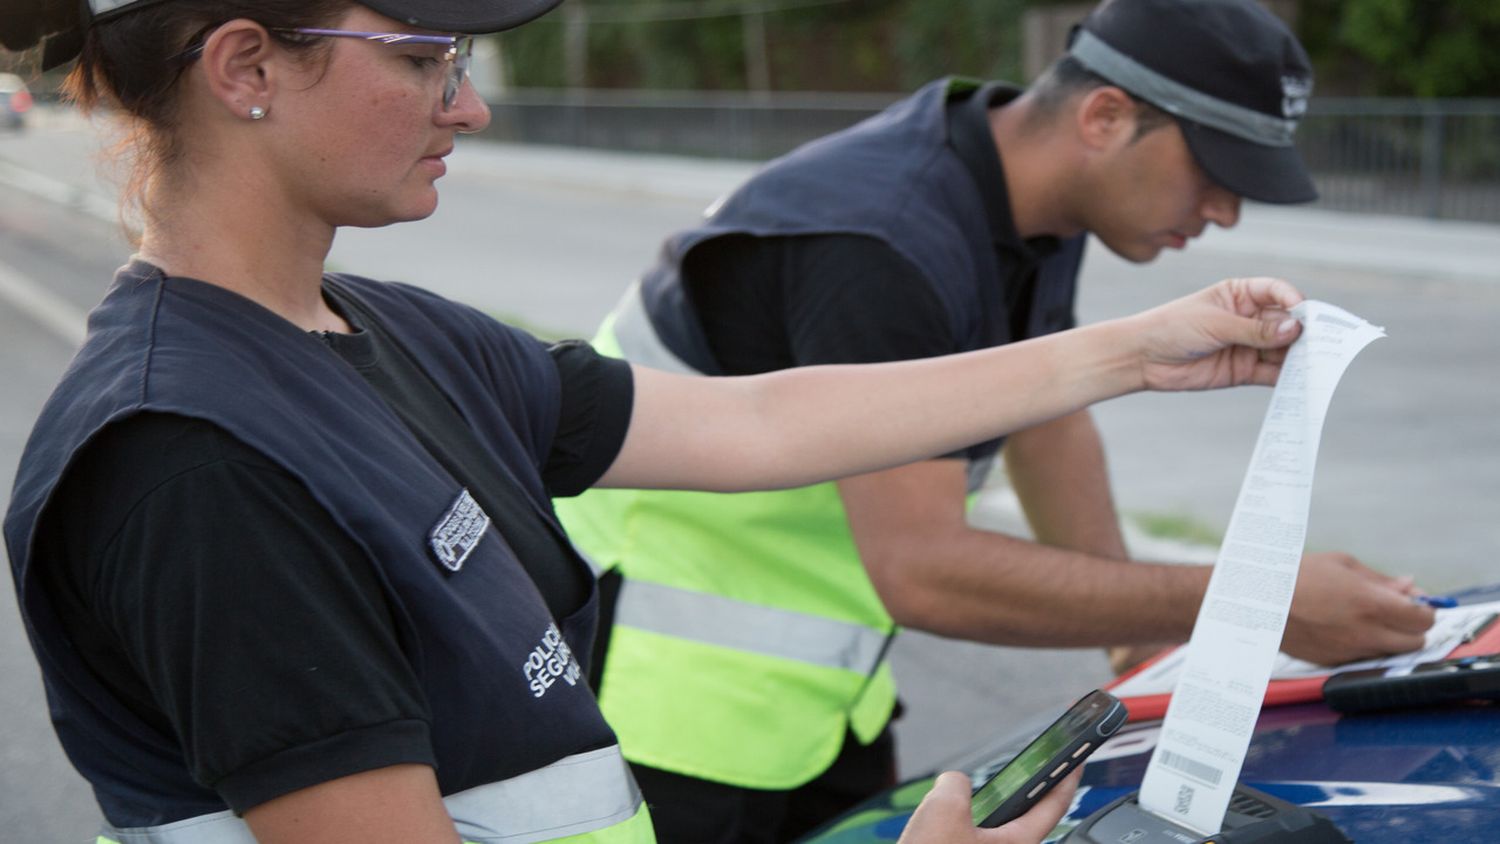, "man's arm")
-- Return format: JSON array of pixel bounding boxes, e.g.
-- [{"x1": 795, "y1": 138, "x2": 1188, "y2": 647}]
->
[
  {"x1": 1003, "y1": 409, "x2": 1127, "y2": 561},
  {"x1": 838, "y1": 456, "x2": 1433, "y2": 664},
  {"x1": 840, "y1": 458, "x2": 1205, "y2": 646},
  {"x1": 1003, "y1": 409, "x2": 1173, "y2": 671}
]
